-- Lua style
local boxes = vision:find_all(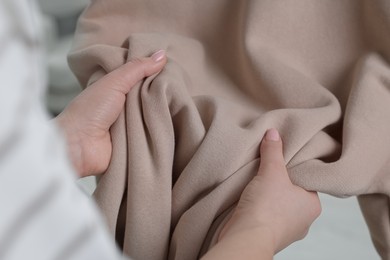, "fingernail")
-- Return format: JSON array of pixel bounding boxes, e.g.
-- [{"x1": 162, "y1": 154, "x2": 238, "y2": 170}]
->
[
  {"x1": 151, "y1": 50, "x2": 165, "y2": 62},
  {"x1": 265, "y1": 128, "x2": 280, "y2": 141}
]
